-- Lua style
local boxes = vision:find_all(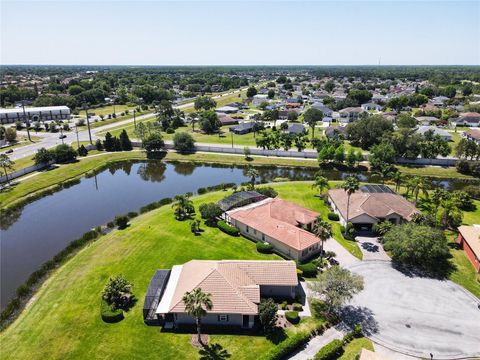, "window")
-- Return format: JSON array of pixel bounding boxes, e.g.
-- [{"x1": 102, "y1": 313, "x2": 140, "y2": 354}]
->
[
  {"x1": 262, "y1": 234, "x2": 265, "y2": 241},
  {"x1": 246, "y1": 225, "x2": 249, "y2": 233},
  {"x1": 253, "y1": 229, "x2": 257, "y2": 235},
  {"x1": 218, "y1": 314, "x2": 229, "y2": 322}
]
